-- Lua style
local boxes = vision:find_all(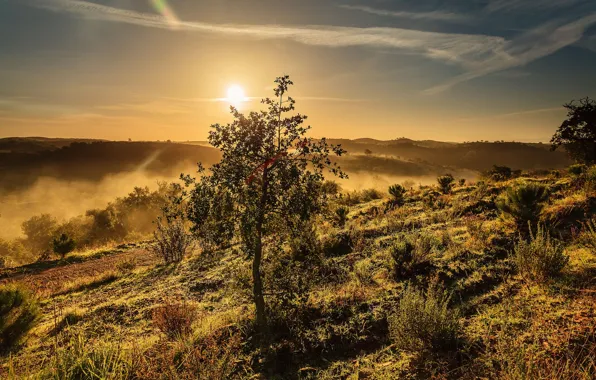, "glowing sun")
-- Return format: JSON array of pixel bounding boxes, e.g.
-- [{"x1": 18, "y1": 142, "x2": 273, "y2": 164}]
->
[{"x1": 226, "y1": 85, "x2": 246, "y2": 106}]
